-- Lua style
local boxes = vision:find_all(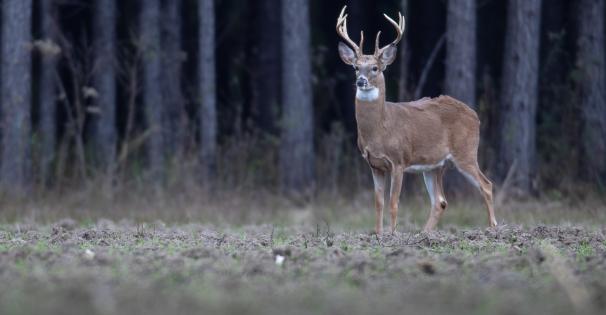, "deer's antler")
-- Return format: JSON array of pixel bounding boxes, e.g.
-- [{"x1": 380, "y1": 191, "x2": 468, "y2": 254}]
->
[
  {"x1": 374, "y1": 11, "x2": 405, "y2": 56},
  {"x1": 336, "y1": 6, "x2": 364, "y2": 56}
]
